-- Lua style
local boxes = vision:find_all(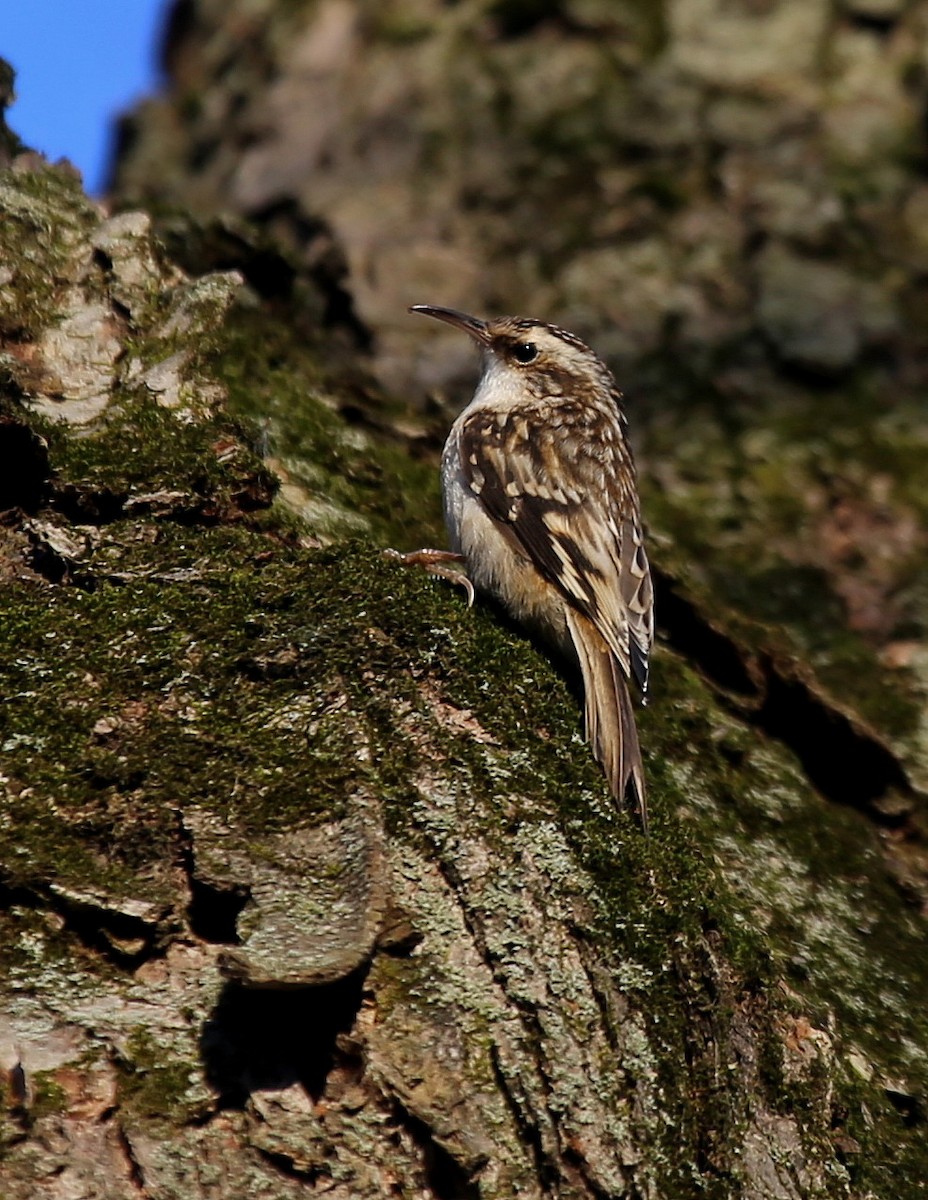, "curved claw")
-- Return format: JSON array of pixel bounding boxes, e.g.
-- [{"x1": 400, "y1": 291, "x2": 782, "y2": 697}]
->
[{"x1": 444, "y1": 569, "x2": 475, "y2": 608}]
